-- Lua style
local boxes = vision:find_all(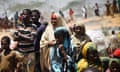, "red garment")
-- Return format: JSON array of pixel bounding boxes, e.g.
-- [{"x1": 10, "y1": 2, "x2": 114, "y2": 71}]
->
[
  {"x1": 18, "y1": 16, "x2": 23, "y2": 21},
  {"x1": 51, "y1": 13, "x2": 57, "y2": 19},
  {"x1": 69, "y1": 9, "x2": 74, "y2": 16},
  {"x1": 113, "y1": 48, "x2": 120, "y2": 57}
]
